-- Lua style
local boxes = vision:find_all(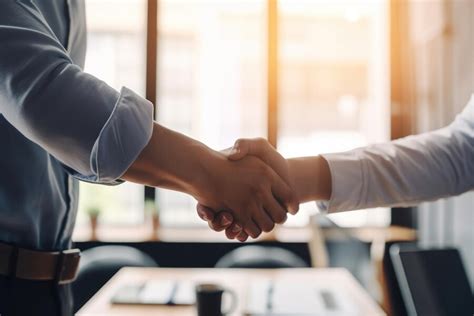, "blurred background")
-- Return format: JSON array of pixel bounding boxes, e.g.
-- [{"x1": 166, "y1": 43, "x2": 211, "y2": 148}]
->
[
  {"x1": 77, "y1": 0, "x2": 391, "y2": 229},
  {"x1": 72, "y1": 0, "x2": 473, "y2": 313}
]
